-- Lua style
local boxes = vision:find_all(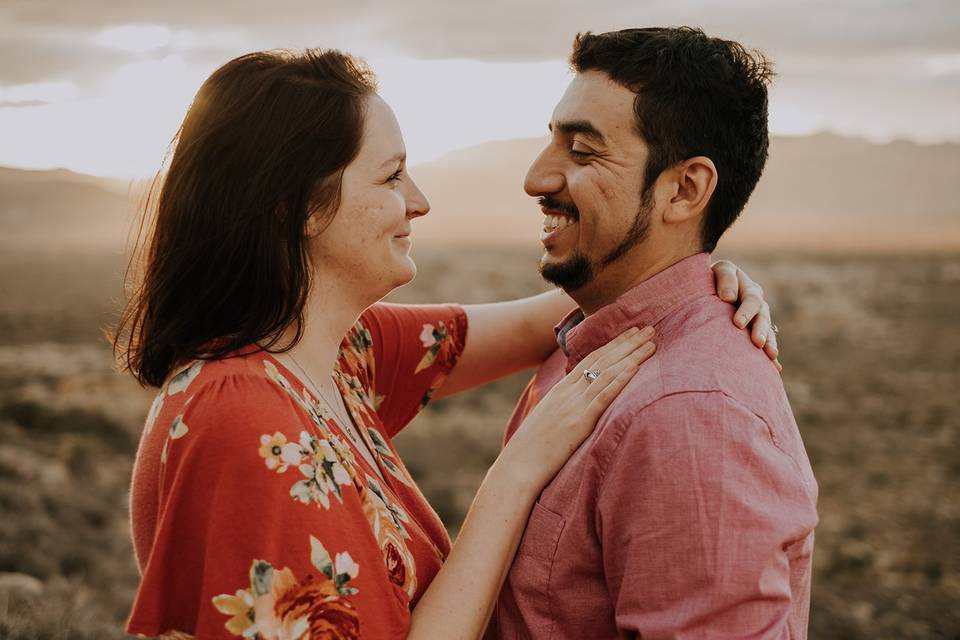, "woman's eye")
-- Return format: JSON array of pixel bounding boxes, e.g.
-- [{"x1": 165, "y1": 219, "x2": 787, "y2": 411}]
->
[{"x1": 387, "y1": 168, "x2": 403, "y2": 183}]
